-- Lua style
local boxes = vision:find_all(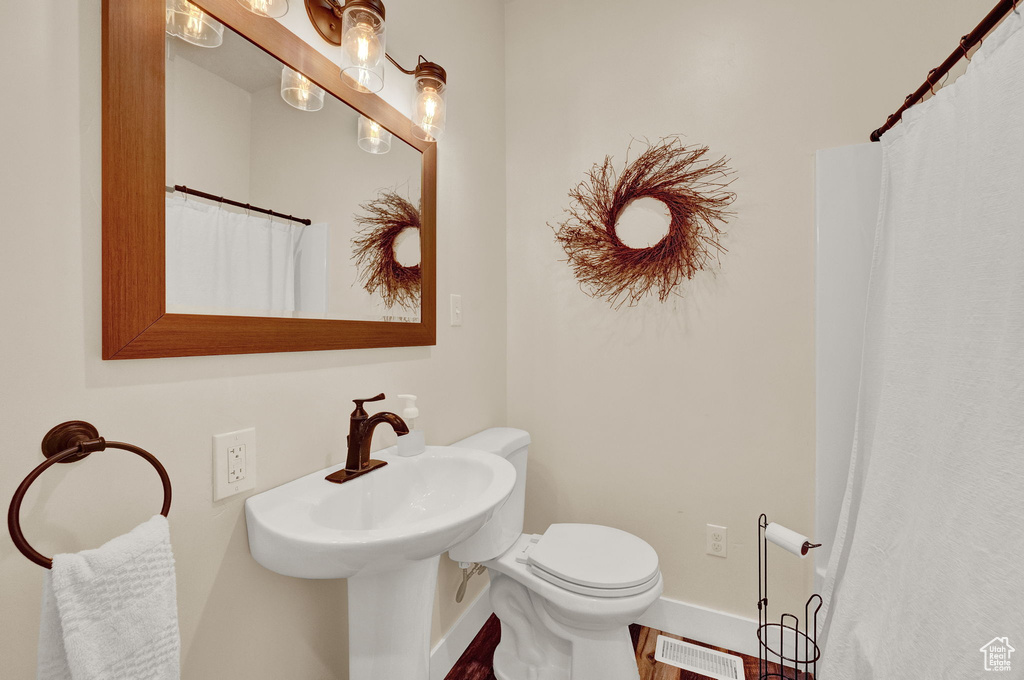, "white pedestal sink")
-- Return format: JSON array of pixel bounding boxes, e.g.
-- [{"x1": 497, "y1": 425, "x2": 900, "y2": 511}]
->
[{"x1": 244, "y1": 445, "x2": 515, "y2": 680}]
